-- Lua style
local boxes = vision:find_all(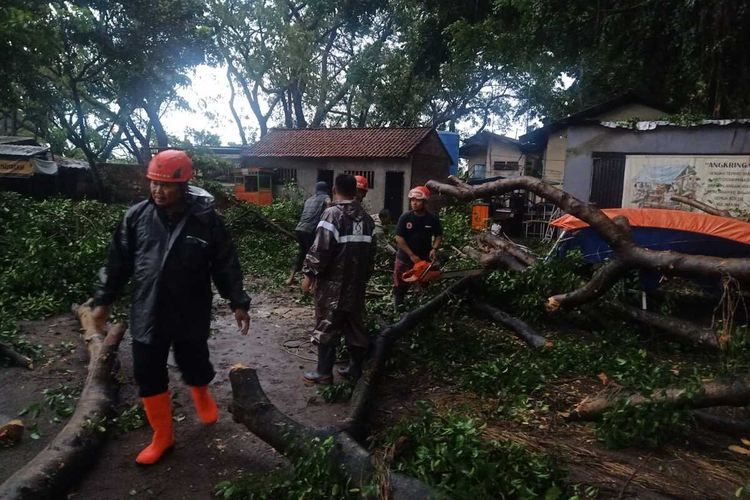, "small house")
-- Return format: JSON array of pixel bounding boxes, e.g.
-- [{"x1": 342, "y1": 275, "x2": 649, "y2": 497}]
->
[{"x1": 241, "y1": 127, "x2": 452, "y2": 217}]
